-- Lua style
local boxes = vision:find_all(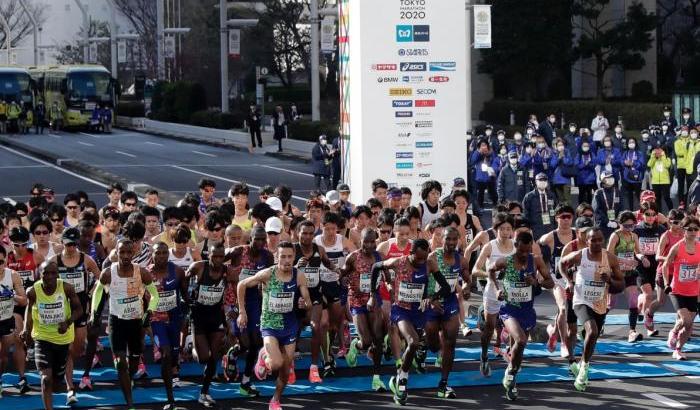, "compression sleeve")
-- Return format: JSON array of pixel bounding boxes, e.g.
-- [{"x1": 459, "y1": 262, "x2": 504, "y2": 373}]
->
[
  {"x1": 145, "y1": 282, "x2": 159, "y2": 312},
  {"x1": 371, "y1": 262, "x2": 384, "y2": 293},
  {"x1": 90, "y1": 281, "x2": 105, "y2": 322},
  {"x1": 430, "y1": 271, "x2": 453, "y2": 300}
]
